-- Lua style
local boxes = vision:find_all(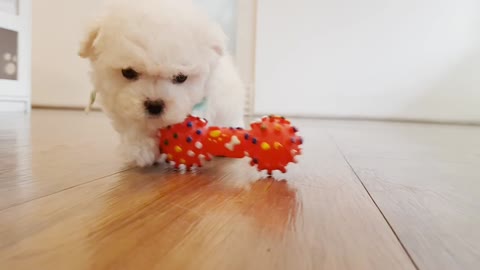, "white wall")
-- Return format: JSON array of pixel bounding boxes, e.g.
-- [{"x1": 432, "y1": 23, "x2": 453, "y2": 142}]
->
[
  {"x1": 32, "y1": 0, "x2": 241, "y2": 108},
  {"x1": 32, "y1": 0, "x2": 99, "y2": 108},
  {"x1": 255, "y1": 0, "x2": 480, "y2": 122}
]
